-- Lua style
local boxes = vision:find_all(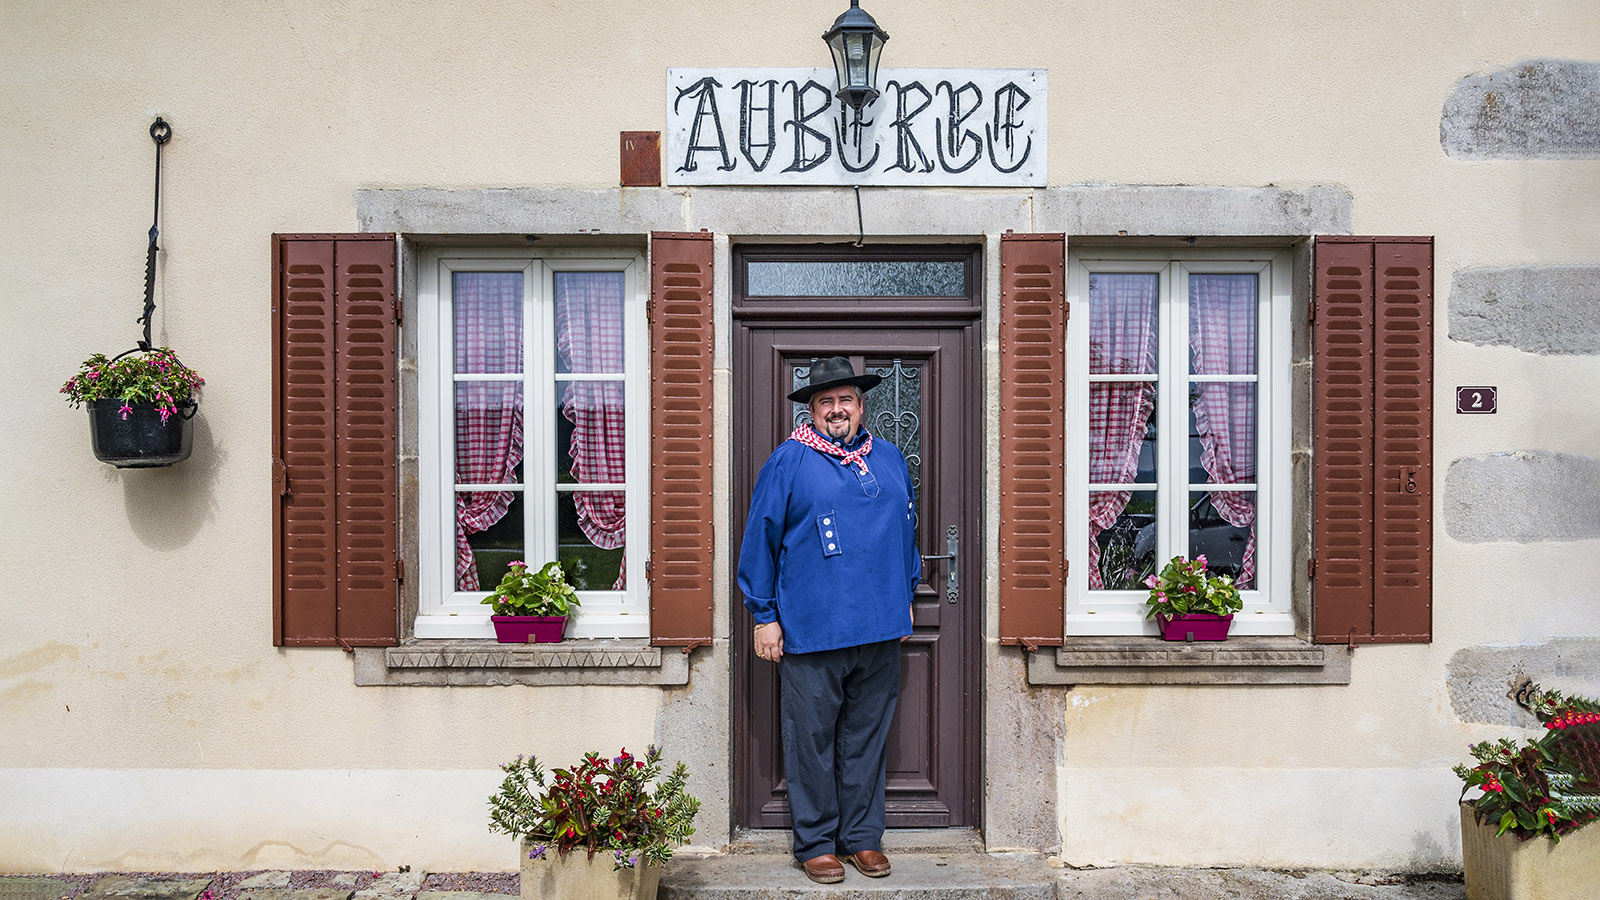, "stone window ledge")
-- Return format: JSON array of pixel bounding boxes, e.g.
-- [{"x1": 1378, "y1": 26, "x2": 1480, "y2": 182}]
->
[
  {"x1": 354, "y1": 639, "x2": 690, "y2": 686},
  {"x1": 1026, "y1": 636, "x2": 1351, "y2": 685}
]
